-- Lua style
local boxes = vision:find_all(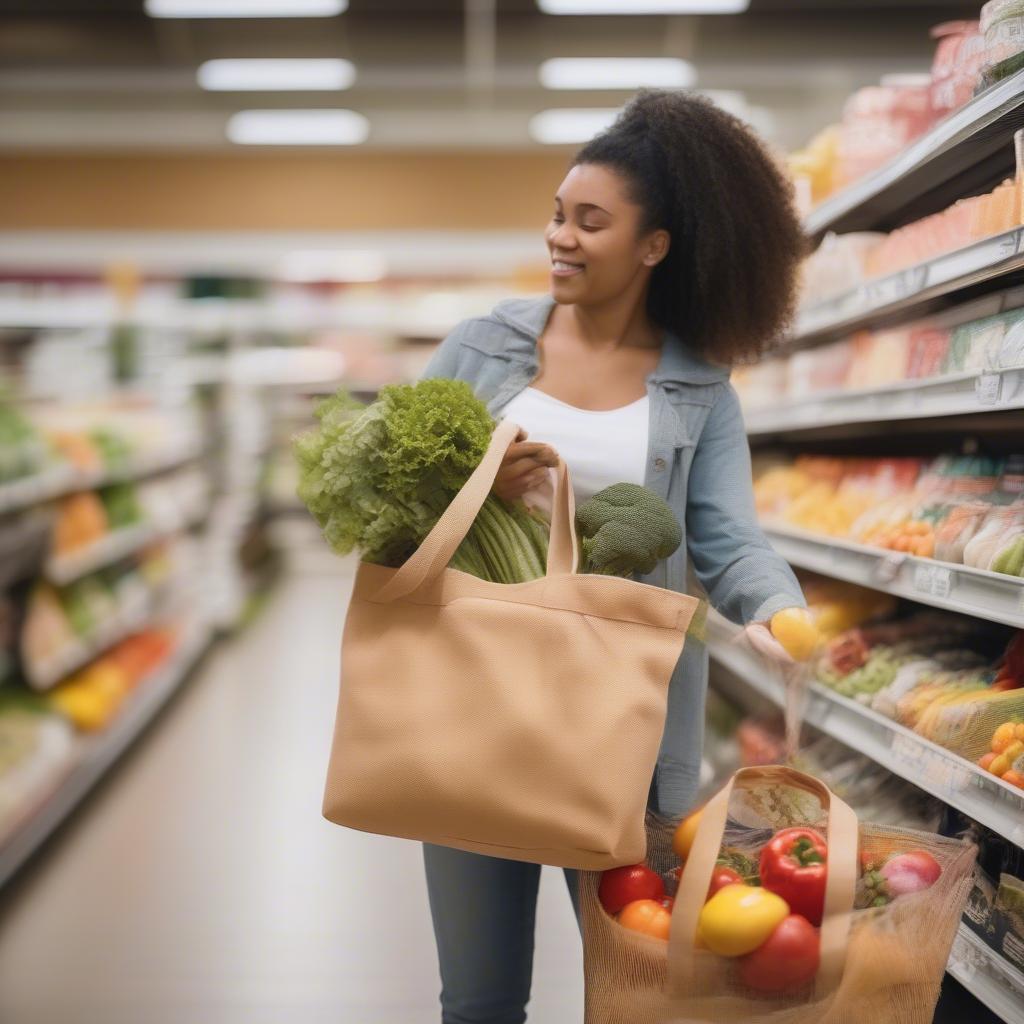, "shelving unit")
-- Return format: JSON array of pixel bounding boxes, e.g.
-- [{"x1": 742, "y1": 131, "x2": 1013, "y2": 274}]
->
[
  {"x1": 0, "y1": 442, "x2": 203, "y2": 517},
  {"x1": 805, "y1": 69, "x2": 1024, "y2": 238},
  {"x1": 745, "y1": 367, "x2": 1024, "y2": 436},
  {"x1": 950, "y1": 925, "x2": 1024, "y2": 1024},
  {"x1": 795, "y1": 227, "x2": 1024, "y2": 348},
  {"x1": 733, "y1": 83, "x2": 1024, "y2": 1022},
  {"x1": 760, "y1": 524, "x2": 1024, "y2": 629},
  {"x1": 707, "y1": 613, "x2": 1024, "y2": 844},
  {"x1": 0, "y1": 618, "x2": 213, "y2": 889},
  {"x1": 45, "y1": 501, "x2": 208, "y2": 587}
]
